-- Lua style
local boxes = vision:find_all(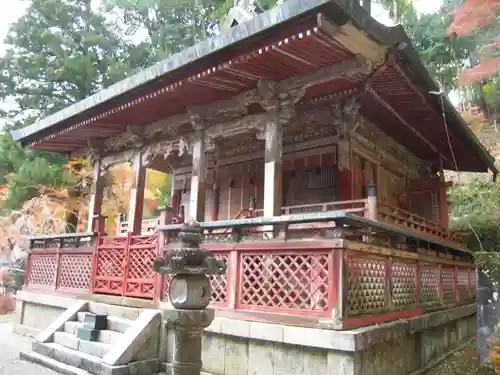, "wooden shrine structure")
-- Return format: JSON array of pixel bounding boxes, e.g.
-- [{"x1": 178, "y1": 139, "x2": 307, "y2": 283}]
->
[{"x1": 13, "y1": 0, "x2": 497, "y2": 330}]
